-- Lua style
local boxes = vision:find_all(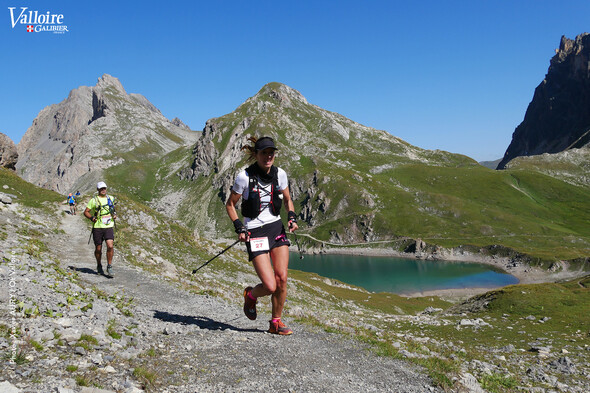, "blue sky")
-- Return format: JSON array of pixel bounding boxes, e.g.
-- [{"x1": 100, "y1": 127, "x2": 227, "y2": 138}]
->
[{"x1": 2, "y1": 1, "x2": 589, "y2": 161}]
